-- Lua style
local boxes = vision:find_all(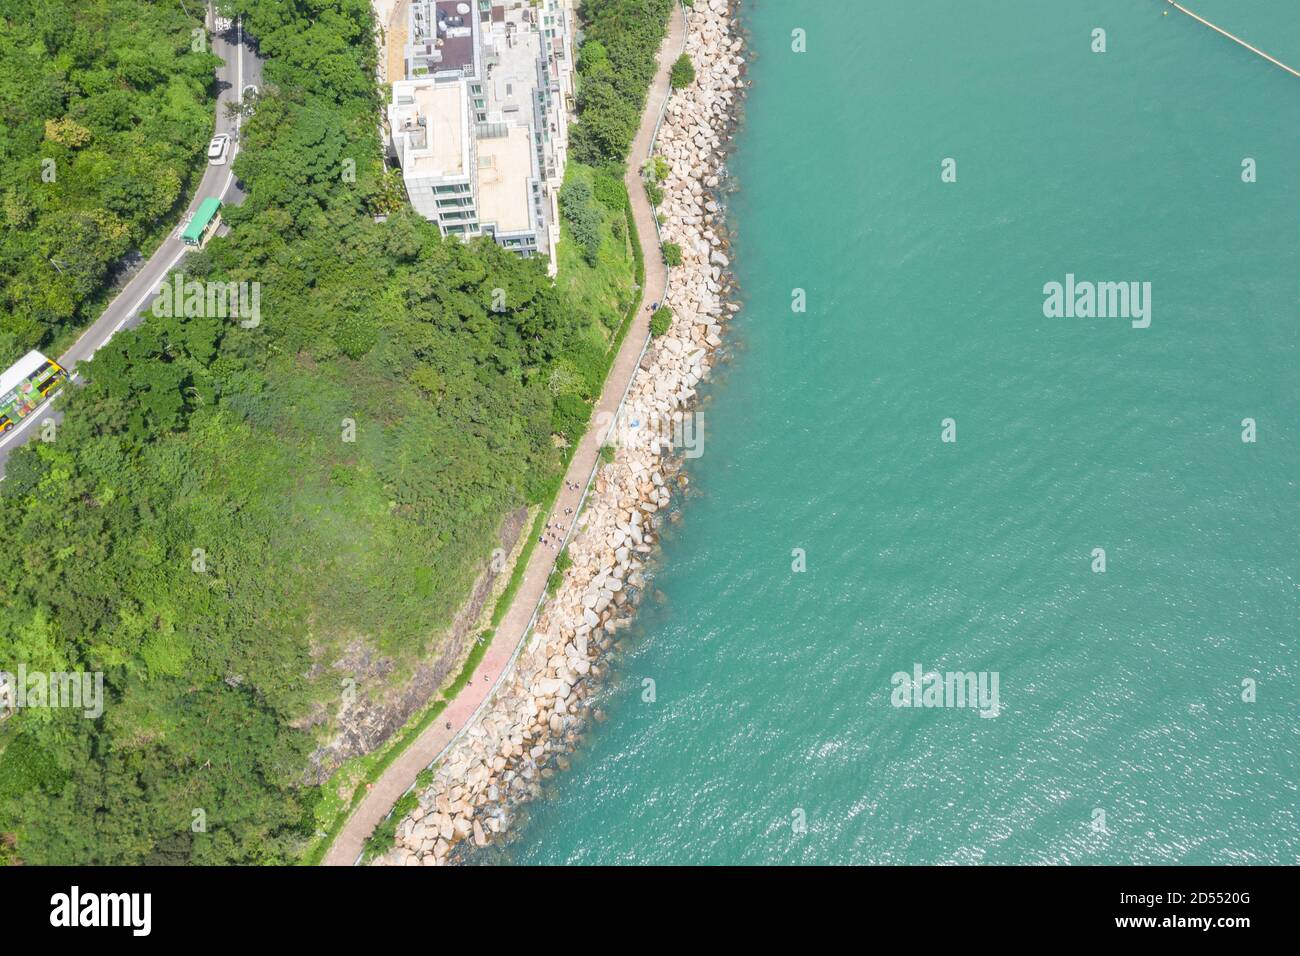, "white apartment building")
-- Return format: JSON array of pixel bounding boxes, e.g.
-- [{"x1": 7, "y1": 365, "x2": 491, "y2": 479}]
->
[
  {"x1": 388, "y1": 78, "x2": 477, "y2": 232},
  {"x1": 386, "y1": 0, "x2": 575, "y2": 272}
]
